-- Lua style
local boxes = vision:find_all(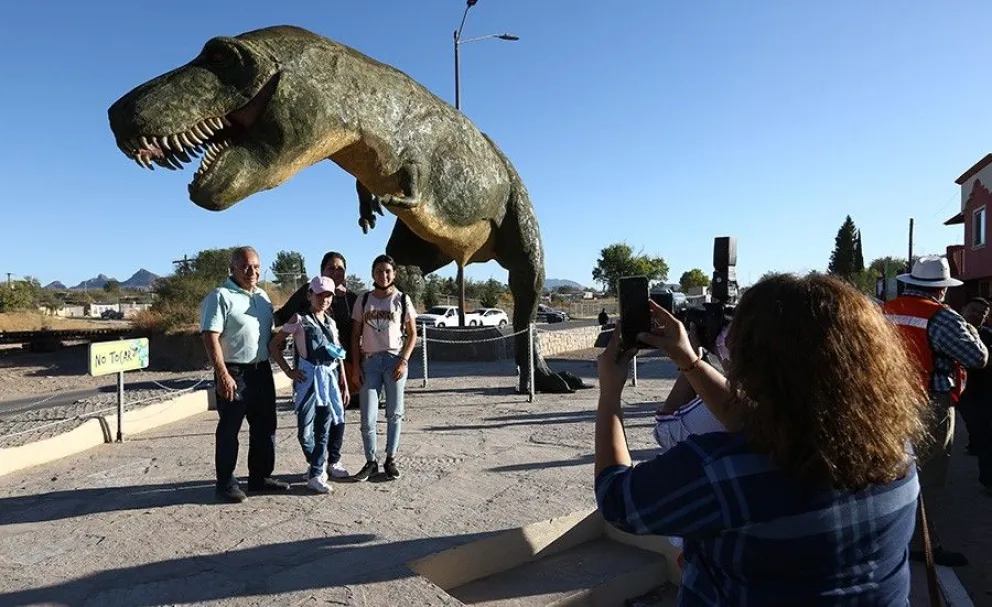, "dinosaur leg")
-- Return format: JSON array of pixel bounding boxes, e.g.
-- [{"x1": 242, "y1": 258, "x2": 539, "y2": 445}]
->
[
  {"x1": 385, "y1": 219, "x2": 453, "y2": 294},
  {"x1": 356, "y1": 179, "x2": 385, "y2": 234},
  {"x1": 494, "y1": 192, "x2": 583, "y2": 395},
  {"x1": 378, "y1": 163, "x2": 423, "y2": 210}
]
